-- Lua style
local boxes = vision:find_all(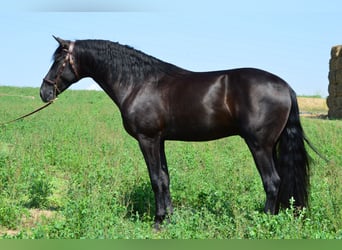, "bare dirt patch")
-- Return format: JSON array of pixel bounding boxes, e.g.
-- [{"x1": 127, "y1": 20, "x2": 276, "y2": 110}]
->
[{"x1": 0, "y1": 209, "x2": 56, "y2": 237}]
